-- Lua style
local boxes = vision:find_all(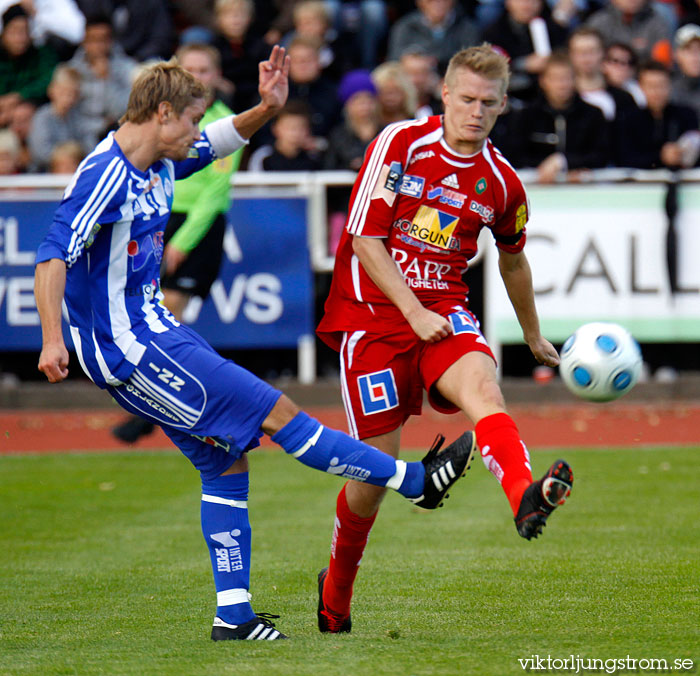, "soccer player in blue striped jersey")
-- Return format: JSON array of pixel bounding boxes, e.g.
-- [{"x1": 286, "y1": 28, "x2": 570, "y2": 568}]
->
[{"x1": 33, "y1": 45, "x2": 474, "y2": 641}]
